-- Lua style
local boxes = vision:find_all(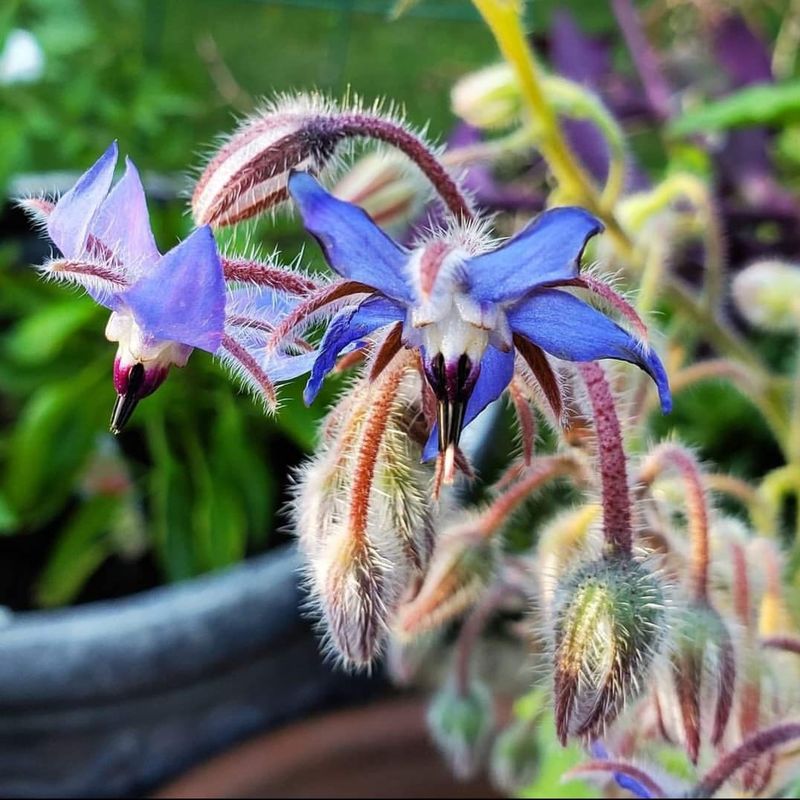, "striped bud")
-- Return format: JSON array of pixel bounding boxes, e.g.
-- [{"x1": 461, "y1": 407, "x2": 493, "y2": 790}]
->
[
  {"x1": 294, "y1": 366, "x2": 436, "y2": 668},
  {"x1": 192, "y1": 94, "x2": 343, "y2": 227},
  {"x1": 552, "y1": 554, "x2": 667, "y2": 745},
  {"x1": 333, "y1": 150, "x2": 427, "y2": 230},
  {"x1": 663, "y1": 603, "x2": 736, "y2": 764}
]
